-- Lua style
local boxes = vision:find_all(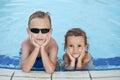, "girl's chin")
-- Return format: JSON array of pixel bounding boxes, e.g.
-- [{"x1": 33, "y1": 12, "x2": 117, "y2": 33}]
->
[{"x1": 72, "y1": 54, "x2": 80, "y2": 58}]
